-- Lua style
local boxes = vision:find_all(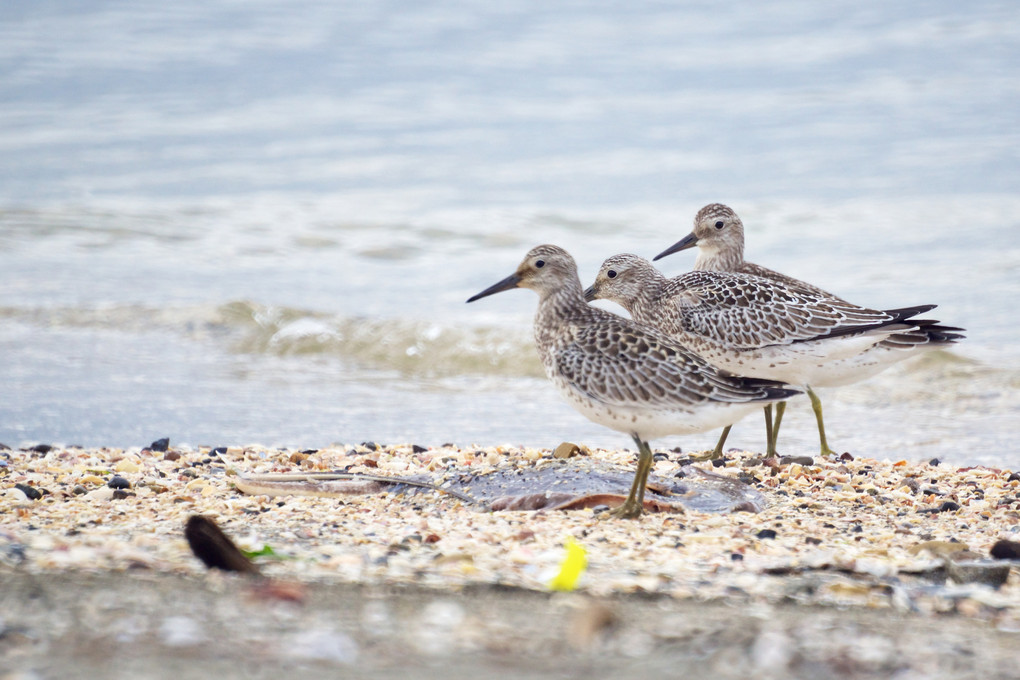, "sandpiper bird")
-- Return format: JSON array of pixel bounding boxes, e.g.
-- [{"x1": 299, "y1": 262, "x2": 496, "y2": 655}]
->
[
  {"x1": 466, "y1": 244, "x2": 799, "y2": 518},
  {"x1": 652, "y1": 204, "x2": 965, "y2": 456}
]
